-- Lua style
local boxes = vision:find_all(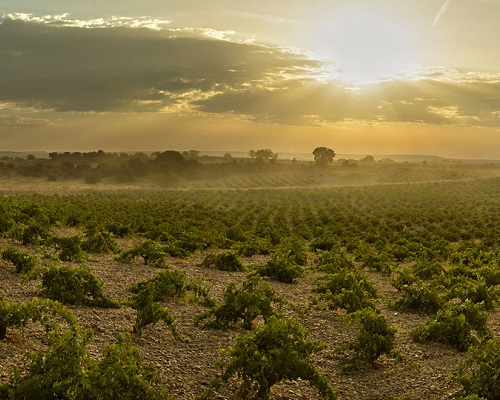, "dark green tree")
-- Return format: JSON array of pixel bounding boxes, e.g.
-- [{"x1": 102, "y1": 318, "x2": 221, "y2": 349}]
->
[{"x1": 313, "y1": 147, "x2": 335, "y2": 166}]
